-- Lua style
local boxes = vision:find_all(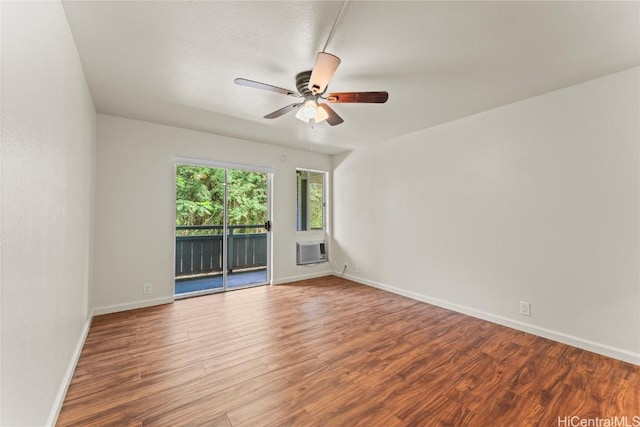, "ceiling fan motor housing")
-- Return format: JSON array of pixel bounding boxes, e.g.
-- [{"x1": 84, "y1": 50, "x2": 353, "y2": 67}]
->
[{"x1": 296, "y1": 71, "x2": 315, "y2": 98}]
